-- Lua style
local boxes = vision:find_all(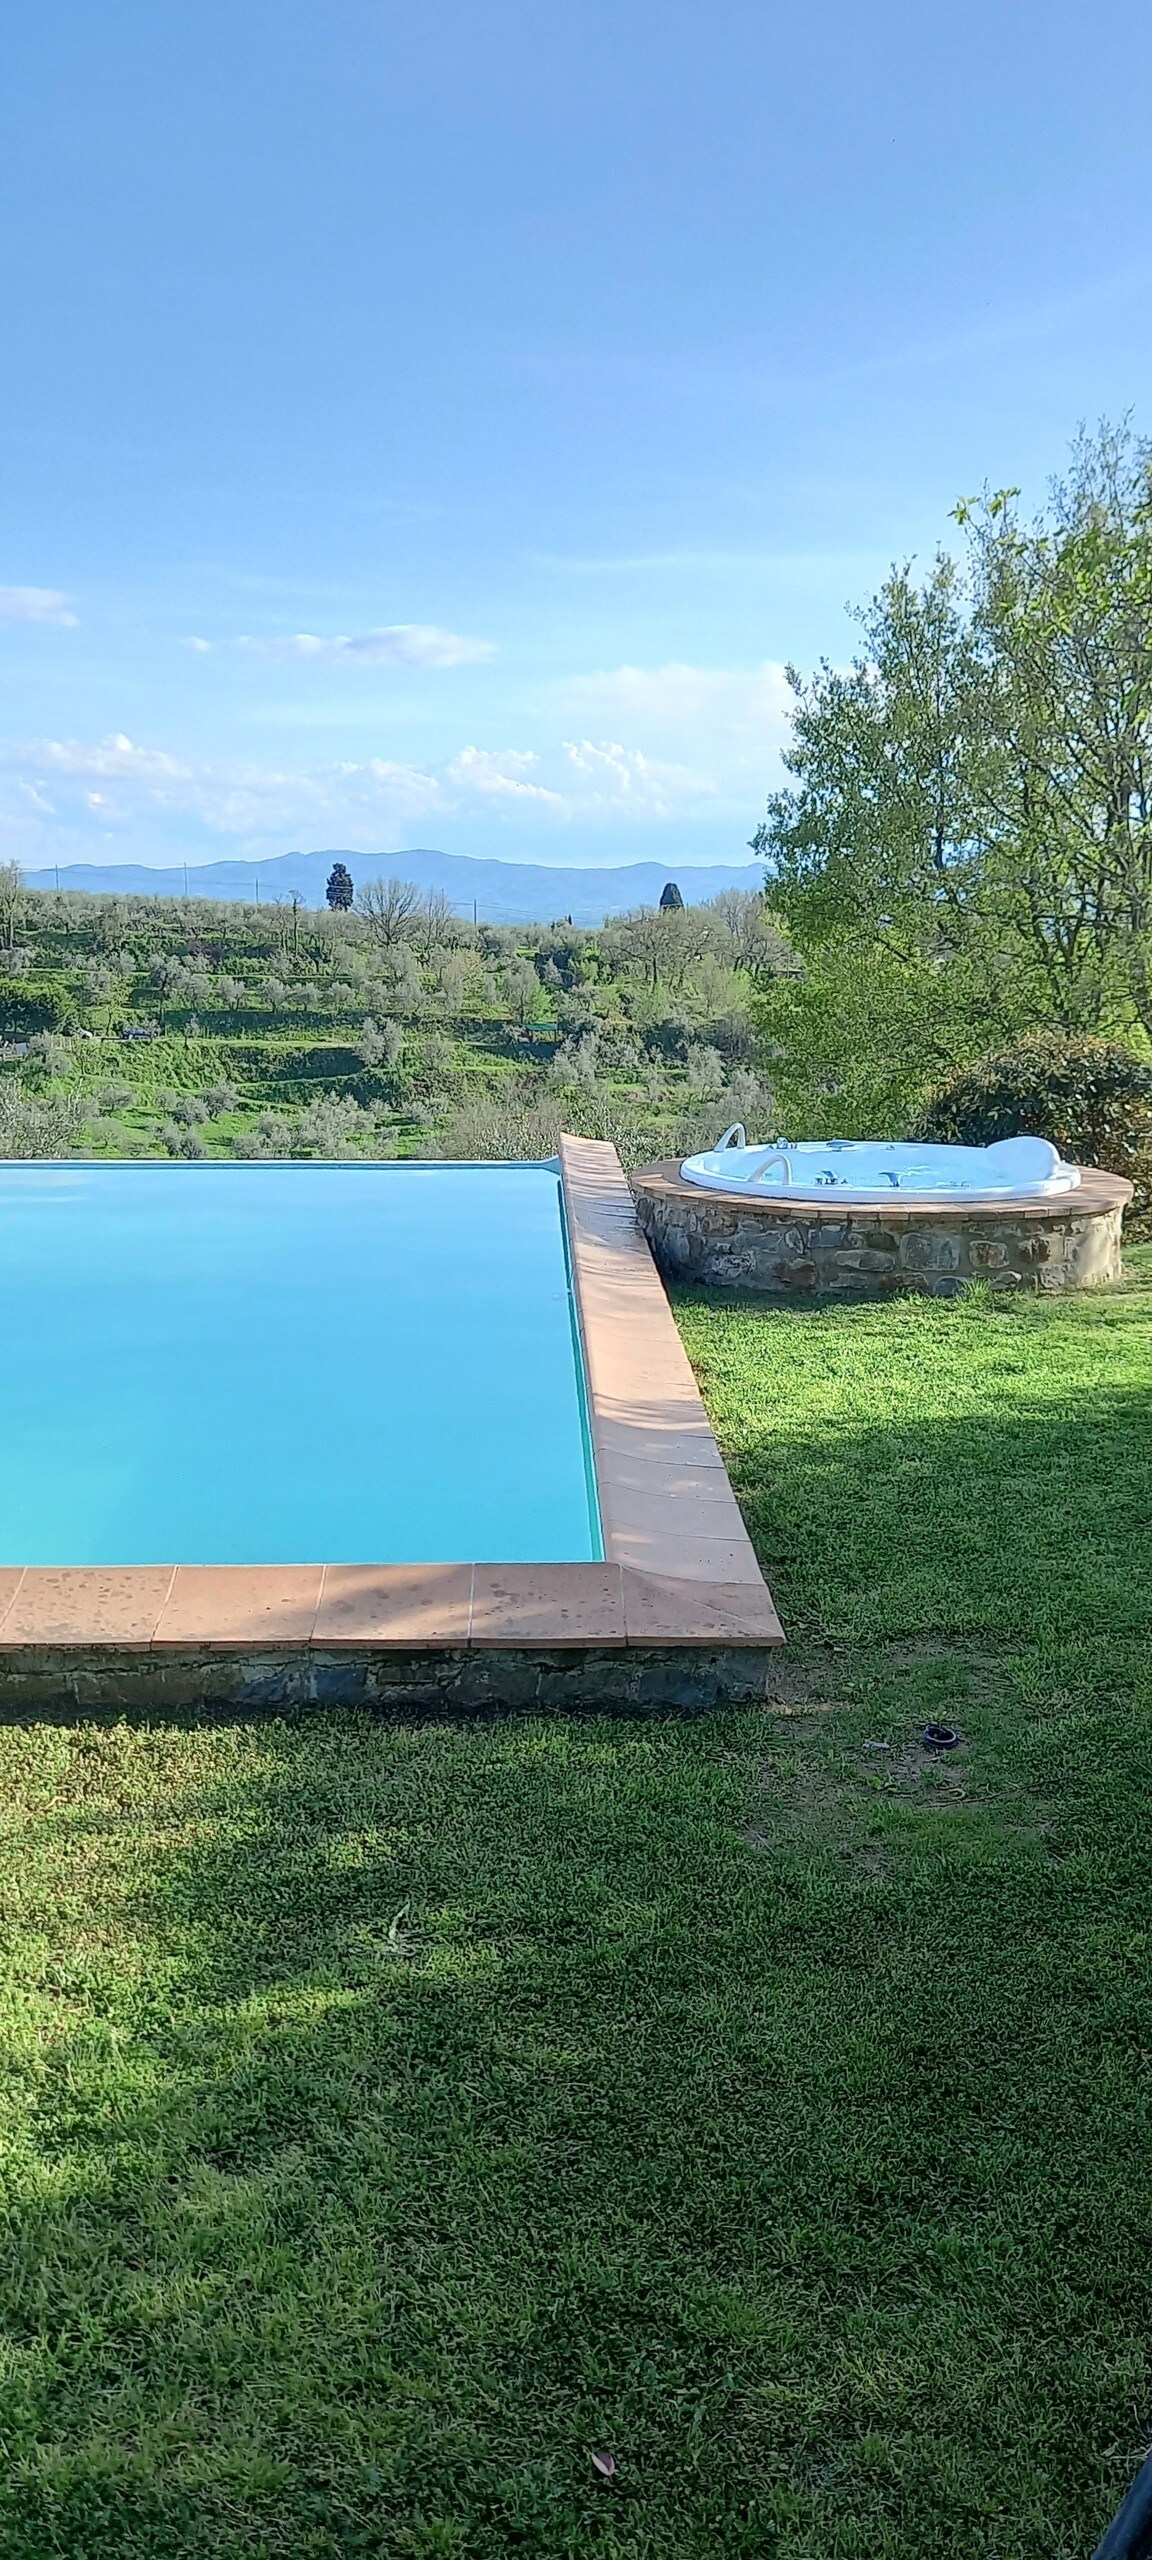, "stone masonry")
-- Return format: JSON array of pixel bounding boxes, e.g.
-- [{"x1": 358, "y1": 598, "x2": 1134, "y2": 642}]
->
[{"x1": 630, "y1": 1161, "x2": 1131, "y2": 1299}]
